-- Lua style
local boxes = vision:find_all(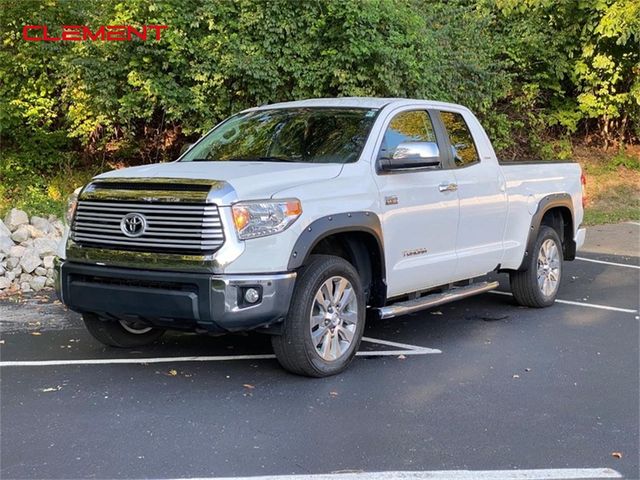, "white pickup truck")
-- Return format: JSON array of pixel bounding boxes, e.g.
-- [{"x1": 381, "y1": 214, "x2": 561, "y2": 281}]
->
[{"x1": 56, "y1": 97, "x2": 586, "y2": 376}]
